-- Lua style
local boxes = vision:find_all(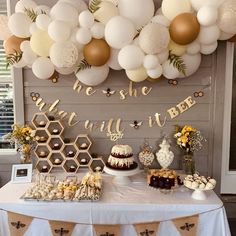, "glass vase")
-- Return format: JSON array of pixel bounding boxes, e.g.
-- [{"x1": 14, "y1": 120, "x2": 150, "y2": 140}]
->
[
  {"x1": 20, "y1": 152, "x2": 31, "y2": 164},
  {"x1": 182, "y1": 152, "x2": 195, "y2": 175}
]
